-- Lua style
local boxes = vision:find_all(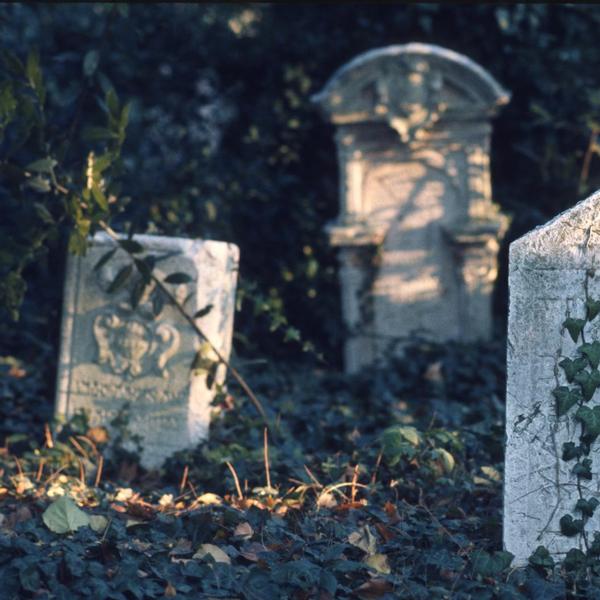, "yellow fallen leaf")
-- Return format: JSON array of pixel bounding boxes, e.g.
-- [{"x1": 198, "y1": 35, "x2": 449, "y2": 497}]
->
[
  {"x1": 365, "y1": 553, "x2": 391, "y2": 574},
  {"x1": 196, "y1": 493, "x2": 222, "y2": 505}
]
